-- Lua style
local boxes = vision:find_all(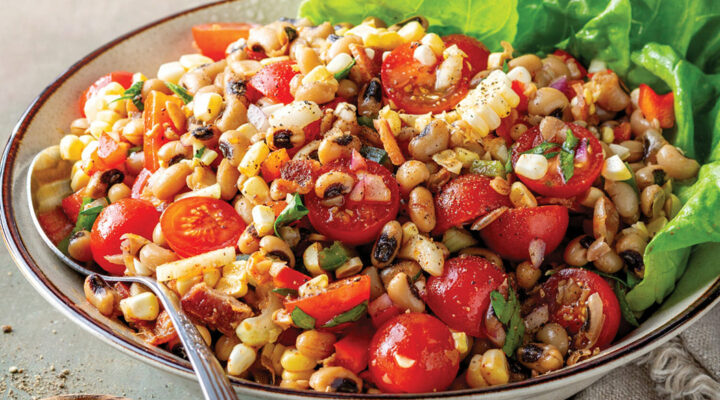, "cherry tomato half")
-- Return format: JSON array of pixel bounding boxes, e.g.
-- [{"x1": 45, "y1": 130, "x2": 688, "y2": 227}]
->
[
  {"x1": 426, "y1": 256, "x2": 507, "y2": 337},
  {"x1": 79, "y1": 71, "x2": 134, "y2": 117},
  {"x1": 90, "y1": 198, "x2": 160, "y2": 275},
  {"x1": 381, "y1": 42, "x2": 469, "y2": 114},
  {"x1": 283, "y1": 275, "x2": 371, "y2": 327},
  {"x1": 442, "y1": 34, "x2": 490, "y2": 76},
  {"x1": 479, "y1": 205, "x2": 568, "y2": 262},
  {"x1": 511, "y1": 123, "x2": 604, "y2": 198},
  {"x1": 537, "y1": 268, "x2": 621, "y2": 349},
  {"x1": 247, "y1": 60, "x2": 299, "y2": 104},
  {"x1": 369, "y1": 313, "x2": 460, "y2": 393},
  {"x1": 191, "y1": 23, "x2": 255, "y2": 61},
  {"x1": 305, "y1": 159, "x2": 400, "y2": 245},
  {"x1": 160, "y1": 197, "x2": 246, "y2": 258},
  {"x1": 433, "y1": 174, "x2": 512, "y2": 234}
]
